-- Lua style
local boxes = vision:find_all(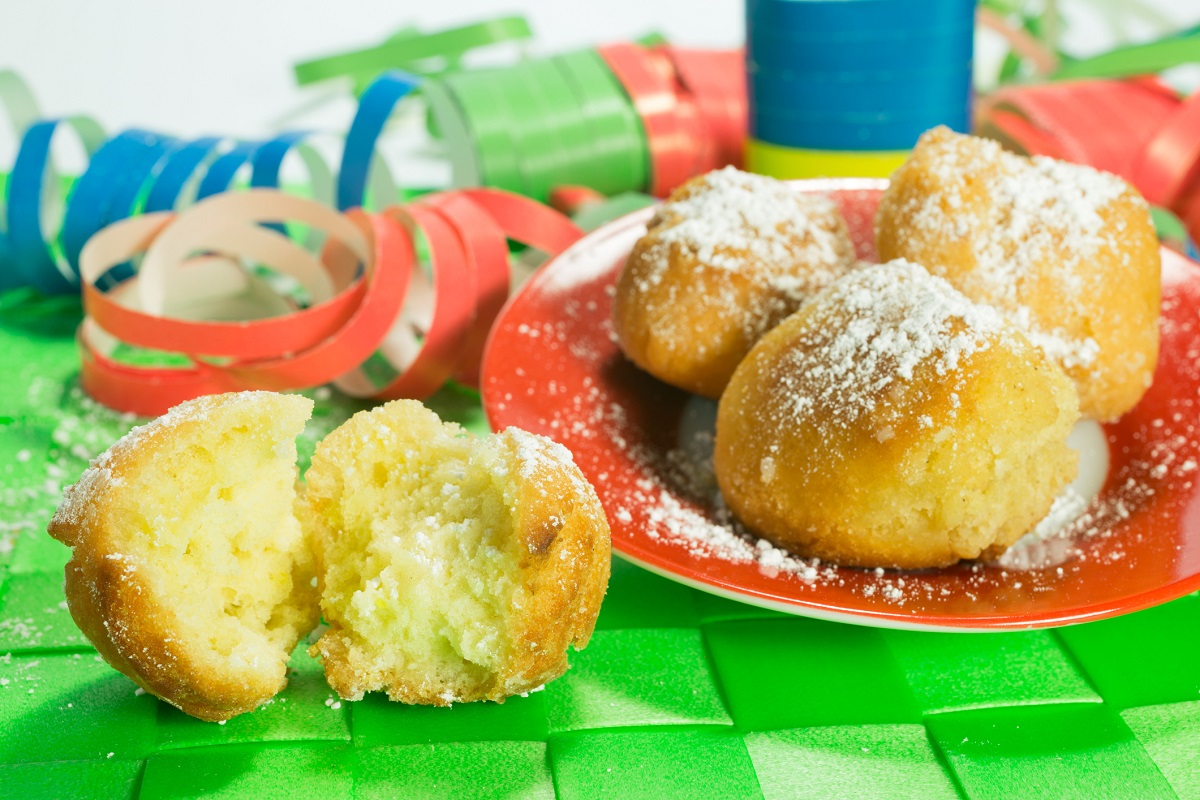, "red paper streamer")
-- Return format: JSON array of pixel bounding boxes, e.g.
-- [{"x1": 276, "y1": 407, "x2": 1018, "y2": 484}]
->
[
  {"x1": 597, "y1": 43, "x2": 745, "y2": 197},
  {"x1": 979, "y1": 78, "x2": 1200, "y2": 245},
  {"x1": 78, "y1": 188, "x2": 583, "y2": 416}
]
